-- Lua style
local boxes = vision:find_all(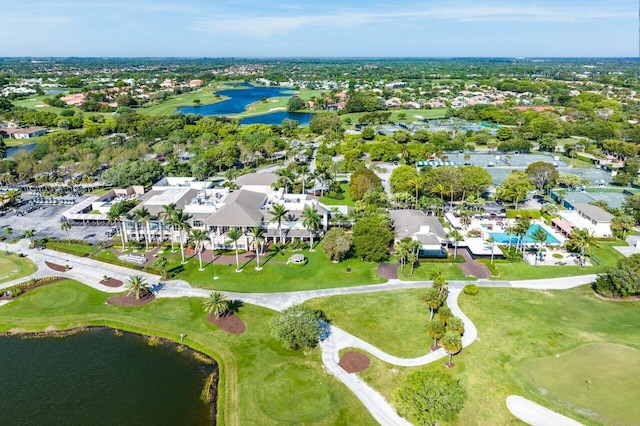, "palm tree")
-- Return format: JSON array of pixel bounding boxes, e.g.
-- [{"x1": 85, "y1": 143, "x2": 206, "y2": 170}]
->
[
  {"x1": 424, "y1": 287, "x2": 443, "y2": 320},
  {"x1": 269, "y1": 203, "x2": 289, "y2": 244},
  {"x1": 107, "y1": 203, "x2": 127, "y2": 250},
  {"x1": 226, "y1": 227, "x2": 244, "y2": 272},
  {"x1": 407, "y1": 177, "x2": 422, "y2": 208},
  {"x1": 159, "y1": 203, "x2": 177, "y2": 252},
  {"x1": 426, "y1": 318, "x2": 445, "y2": 351},
  {"x1": 276, "y1": 168, "x2": 296, "y2": 193},
  {"x1": 408, "y1": 251, "x2": 418, "y2": 277},
  {"x1": 301, "y1": 206, "x2": 321, "y2": 251},
  {"x1": 441, "y1": 332, "x2": 462, "y2": 368},
  {"x1": 152, "y1": 256, "x2": 169, "y2": 279},
  {"x1": 60, "y1": 221, "x2": 71, "y2": 244},
  {"x1": 125, "y1": 275, "x2": 149, "y2": 300},
  {"x1": 568, "y1": 228, "x2": 598, "y2": 268},
  {"x1": 487, "y1": 236, "x2": 496, "y2": 265},
  {"x1": 394, "y1": 239, "x2": 411, "y2": 272},
  {"x1": 134, "y1": 207, "x2": 152, "y2": 251},
  {"x1": 249, "y1": 225, "x2": 265, "y2": 270},
  {"x1": 531, "y1": 227, "x2": 548, "y2": 267},
  {"x1": 447, "y1": 230, "x2": 463, "y2": 259},
  {"x1": 23, "y1": 229, "x2": 36, "y2": 248},
  {"x1": 446, "y1": 316, "x2": 465, "y2": 336},
  {"x1": 514, "y1": 216, "x2": 531, "y2": 253},
  {"x1": 4, "y1": 226, "x2": 12, "y2": 254},
  {"x1": 202, "y1": 291, "x2": 230, "y2": 318},
  {"x1": 172, "y1": 209, "x2": 192, "y2": 264},
  {"x1": 189, "y1": 228, "x2": 209, "y2": 271}
]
